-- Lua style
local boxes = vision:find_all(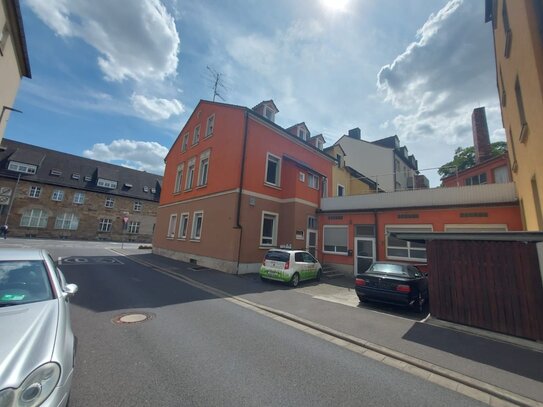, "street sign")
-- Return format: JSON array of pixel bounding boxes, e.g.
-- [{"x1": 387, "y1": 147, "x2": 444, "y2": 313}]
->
[
  {"x1": 123, "y1": 216, "x2": 129, "y2": 223},
  {"x1": 0, "y1": 187, "x2": 12, "y2": 206}
]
